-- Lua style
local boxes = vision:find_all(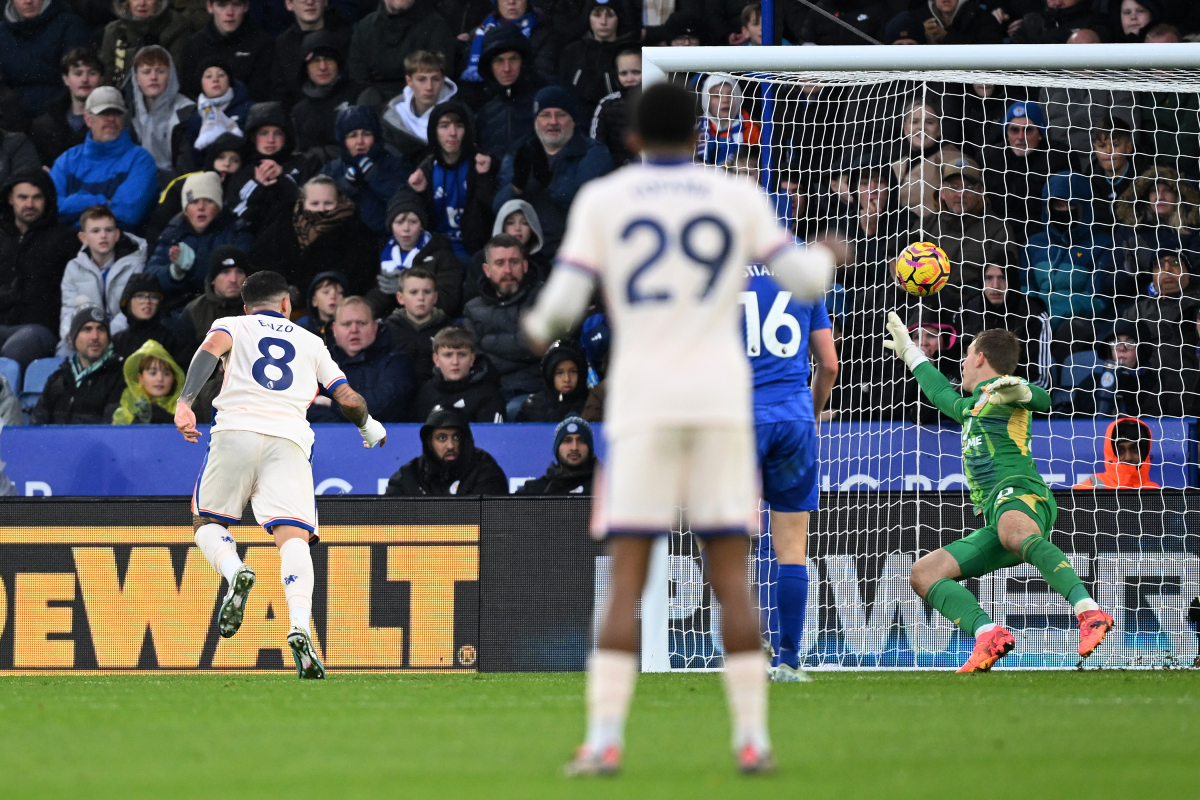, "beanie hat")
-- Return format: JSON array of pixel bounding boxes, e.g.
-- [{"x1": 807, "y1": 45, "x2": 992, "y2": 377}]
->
[
  {"x1": 119, "y1": 273, "x2": 165, "y2": 310},
  {"x1": 583, "y1": 0, "x2": 621, "y2": 24},
  {"x1": 554, "y1": 415, "x2": 593, "y2": 459},
  {"x1": 1004, "y1": 101, "x2": 1047, "y2": 137},
  {"x1": 386, "y1": 188, "x2": 429, "y2": 229},
  {"x1": 208, "y1": 244, "x2": 251, "y2": 282},
  {"x1": 181, "y1": 171, "x2": 224, "y2": 212},
  {"x1": 335, "y1": 104, "x2": 382, "y2": 143},
  {"x1": 579, "y1": 313, "x2": 610, "y2": 375},
  {"x1": 883, "y1": 11, "x2": 928, "y2": 44},
  {"x1": 69, "y1": 305, "x2": 108, "y2": 347},
  {"x1": 533, "y1": 85, "x2": 578, "y2": 119}
]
